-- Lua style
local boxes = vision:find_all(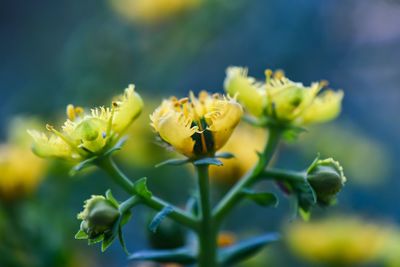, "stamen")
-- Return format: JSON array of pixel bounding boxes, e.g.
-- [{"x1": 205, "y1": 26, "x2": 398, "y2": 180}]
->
[
  {"x1": 46, "y1": 124, "x2": 77, "y2": 150},
  {"x1": 179, "y1": 97, "x2": 189, "y2": 105},
  {"x1": 66, "y1": 104, "x2": 76, "y2": 121},
  {"x1": 274, "y1": 70, "x2": 285, "y2": 80},
  {"x1": 319, "y1": 80, "x2": 329, "y2": 88},
  {"x1": 75, "y1": 106, "x2": 84, "y2": 117},
  {"x1": 265, "y1": 69, "x2": 273, "y2": 83},
  {"x1": 106, "y1": 103, "x2": 116, "y2": 138}
]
